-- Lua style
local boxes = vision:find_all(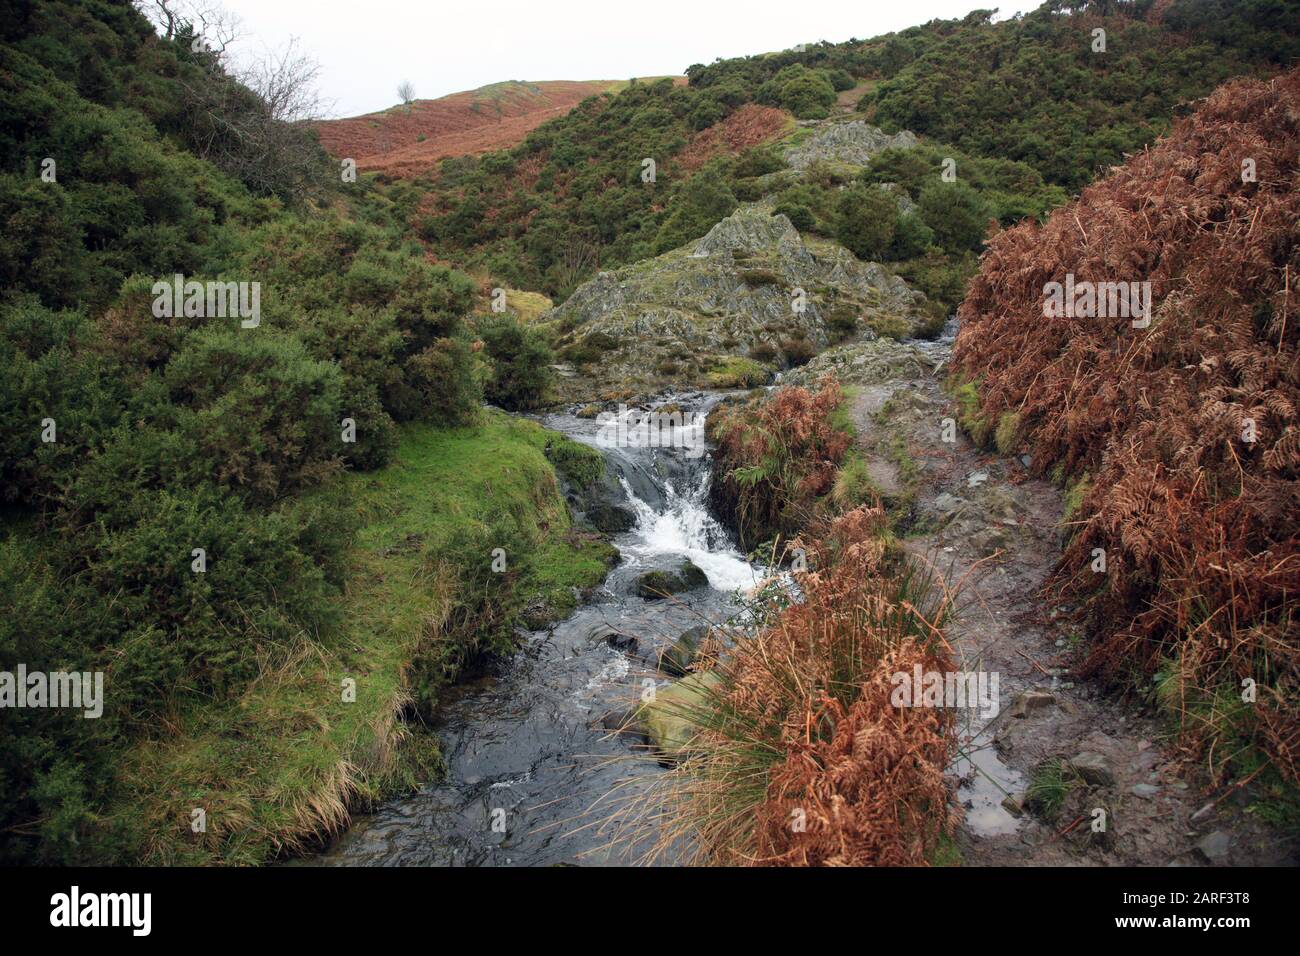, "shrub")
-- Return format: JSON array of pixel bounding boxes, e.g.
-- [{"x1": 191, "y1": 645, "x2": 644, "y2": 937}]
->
[
  {"x1": 164, "y1": 326, "x2": 346, "y2": 501},
  {"x1": 917, "y1": 180, "x2": 989, "y2": 253},
  {"x1": 478, "y1": 315, "x2": 553, "y2": 411},
  {"x1": 402, "y1": 337, "x2": 481, "y2": 427},
  {"x1": 772, "y1": 200, "x2": 815, "y2": 231},
  {"x1": 835, "y1": 184, "x2": 897, "y2": 261},
  {"x1": 0, "y1": 296, "x2": 125, "y2": 505},
  {"x1": 759, "y1": 65, "x2": 836, "y2": 120}
]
